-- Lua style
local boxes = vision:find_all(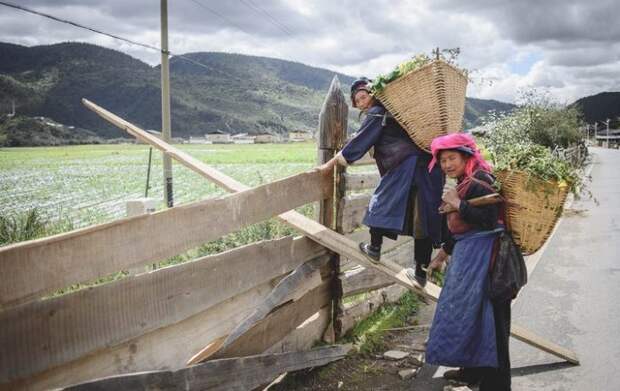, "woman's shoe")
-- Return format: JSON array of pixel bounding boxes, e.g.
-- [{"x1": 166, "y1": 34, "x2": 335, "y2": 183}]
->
[
  {"x1": 405, "y1": 268, "x2": 426, "y2": 287},
  {"x1": 443, "y1": 368, "x2": 481, "y2": 385},
  {"x1": 359, "y1": 242, "x2": 381, "y2": 263}
]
